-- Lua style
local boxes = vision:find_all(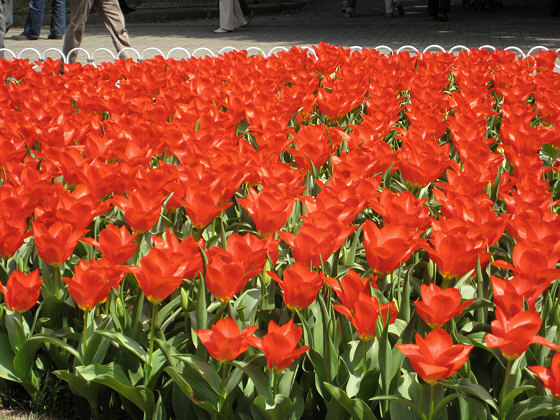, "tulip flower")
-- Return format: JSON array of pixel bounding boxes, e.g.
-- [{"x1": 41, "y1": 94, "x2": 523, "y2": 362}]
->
[
  {"x1": 64, "y1": 259, "x2": 124, "y2": 311},
  {"x1": 81, "y1": 223, "x2": 138, "y2": 265},
  {"x1": 397, "y1": 329, "x2": 474, "y2": 384},
  {"x1": 324, "y1": 269, "x2": 374, "y2": 311},
  {"x1": 415, "y1": 283, "x2": 474, "y2": 329},
  {"x1": 486, "y1": 307, "x2": 560, "y2": 360},
  {"x1": 128, "y1": 247, "x2": 189, "y2": 305},
  {"x1": 268, "y1": 262, "x2": 324, "y2": 311},
  {"x1": 112, "y1": 188, "x2": 164, "y2": 233},
  {"x1": 247, "y1": 320, "x2": 310, "y2": 372},
  {"x1": 333, "y1": 292, "x2": 397, "y2": 341},
  {"x1": 529, "y1": 352, "x2": 560, "y2": 398},
  {"x1": 0, "y1": 270, "x2": 43, "y2": 313},
  {"x1": 0, "y1": 216, "x2": 29, "y2": 259},
  {"x1": 363, "y1": 220, "x2": 423, "y2": 276},
  {"x1": 32, "y1": 220, "x2": 89, "y2": 266},
  {"x1": 205, "y1": 255, "x2": 248, "y2": 303},
  {"x1": 195, "y1": 317, "x2": 257, "y2": 362}
]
